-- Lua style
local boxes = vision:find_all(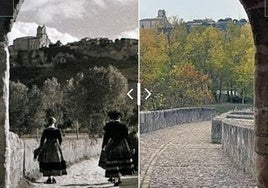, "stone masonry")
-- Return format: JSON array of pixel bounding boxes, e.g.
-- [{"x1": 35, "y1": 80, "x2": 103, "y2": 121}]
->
[
  {"x1": 211, "y1": 110, "x2": 255, "y2": 178},
  {"x1": 140, "y1": 107, "x2": 216, "y2": 134},
  {"x1": 8, "y1": 133, "x2": 102, "y2": 188},
  {"x1": 0, "y1": 1, "x2": 23, "y2": 187}
]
